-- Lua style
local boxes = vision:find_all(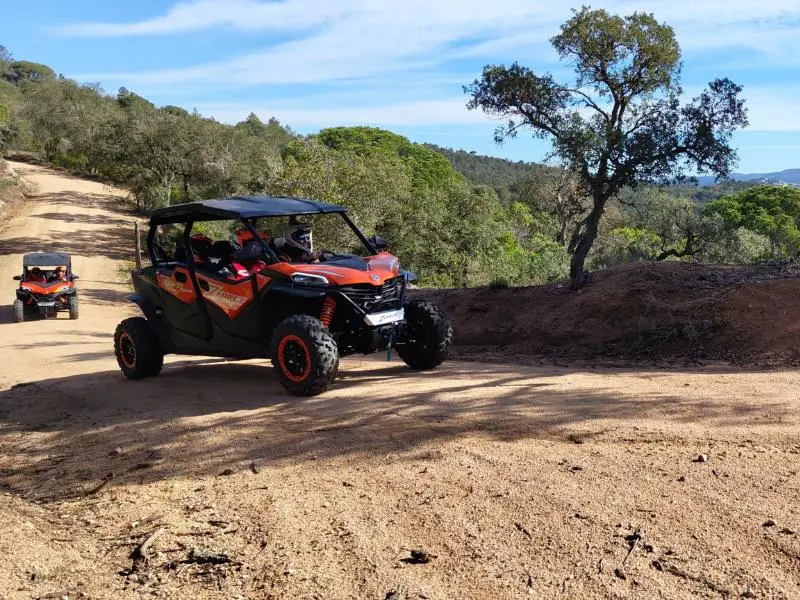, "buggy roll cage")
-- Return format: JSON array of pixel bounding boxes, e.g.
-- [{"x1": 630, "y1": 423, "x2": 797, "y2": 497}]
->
[{"x1": 145, "y1": 196, "x2": 380, "y2": 269}]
